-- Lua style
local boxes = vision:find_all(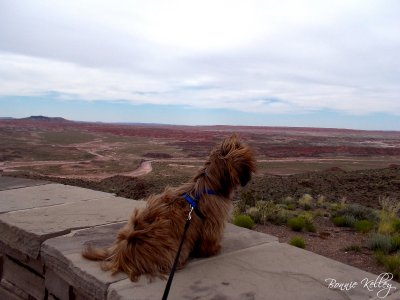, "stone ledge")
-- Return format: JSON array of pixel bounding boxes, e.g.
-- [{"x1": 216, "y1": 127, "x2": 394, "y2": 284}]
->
[
  {"x1": 0, "y1": 183, "x2": 114, "y2": 214},
  {"x1": 108, "y1": 242, "x2": 391, "y2": 300},
  {"x1": 0, "y1": 197, "x2": 145, "y2": 258},
  {"x1": 41, "y1": 223, "x2": 277, "y2": 300}
]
